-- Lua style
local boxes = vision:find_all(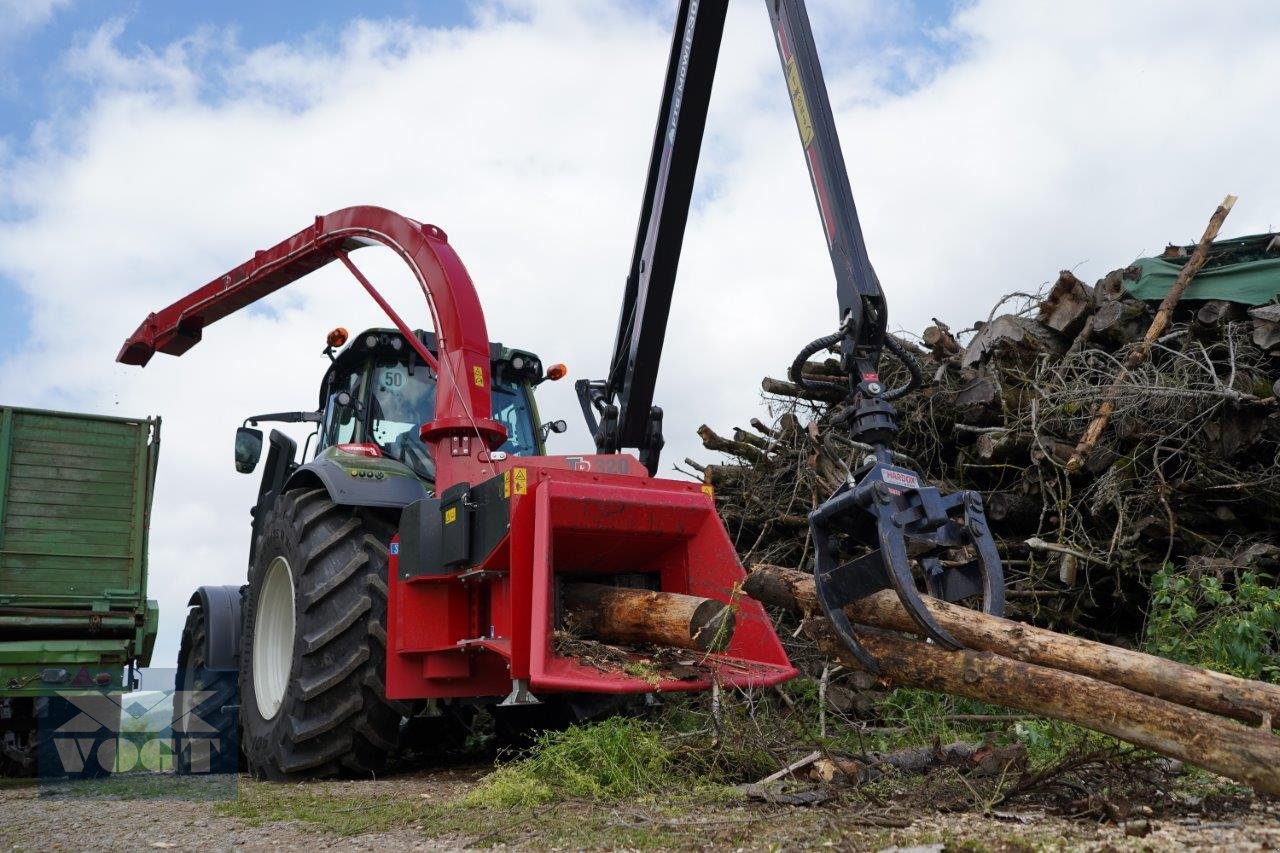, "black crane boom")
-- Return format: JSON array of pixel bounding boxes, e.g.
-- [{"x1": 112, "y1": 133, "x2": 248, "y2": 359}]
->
[{"x1": 579, "y1": 0, "x2": 887, "y2": 474}]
